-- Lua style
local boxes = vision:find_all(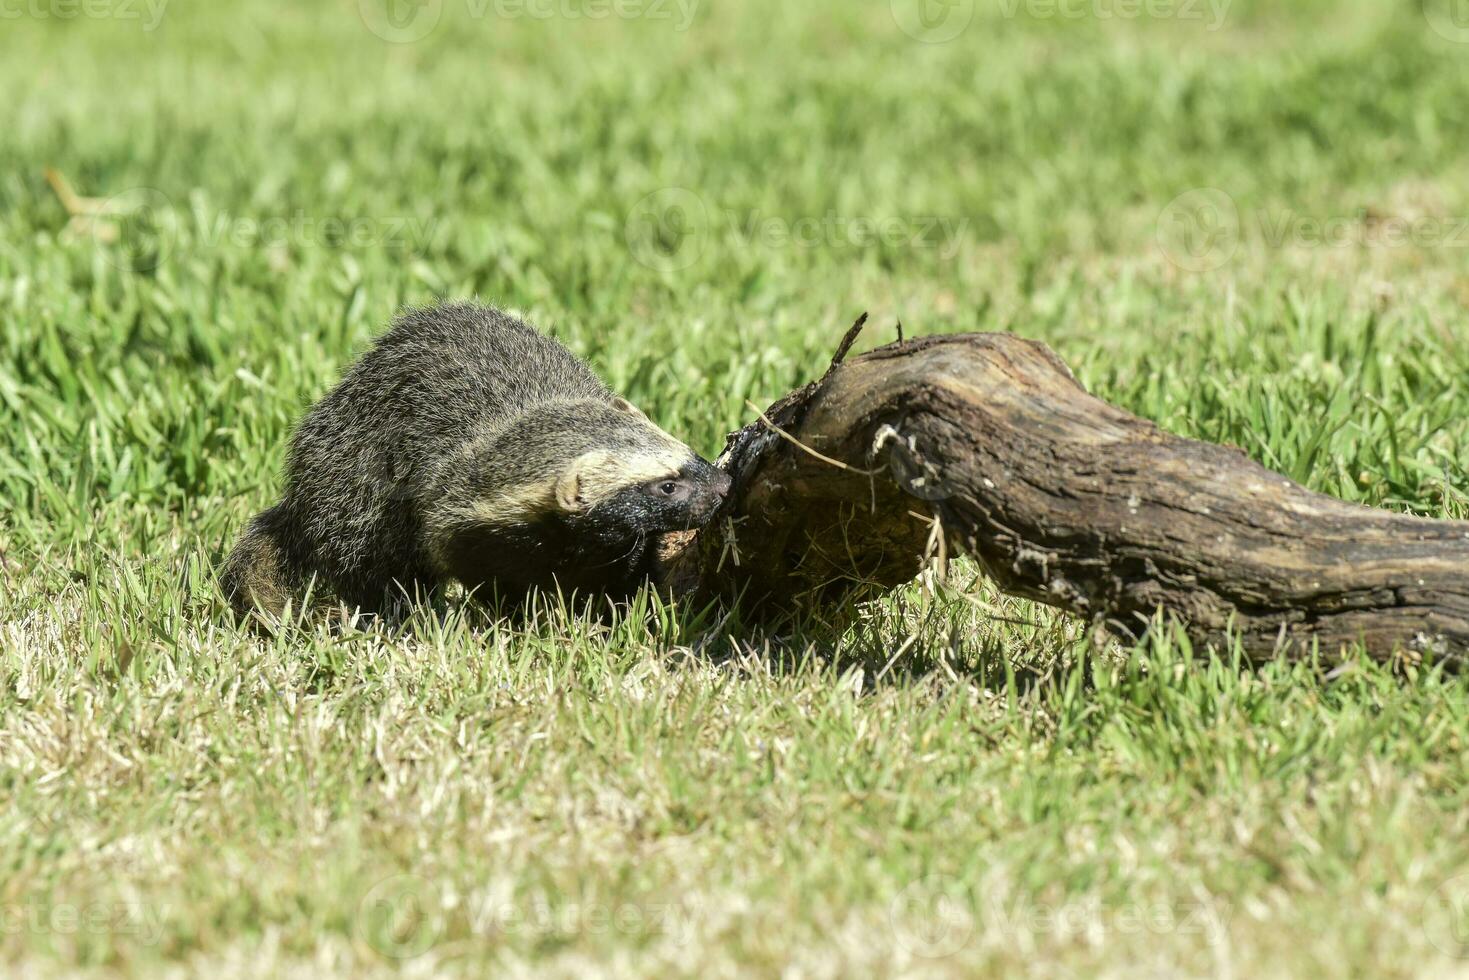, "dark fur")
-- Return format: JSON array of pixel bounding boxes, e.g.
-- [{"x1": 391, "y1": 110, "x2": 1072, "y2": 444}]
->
[{"x1": 222, "y1": 303, "x2": 729, "y2": 619}]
